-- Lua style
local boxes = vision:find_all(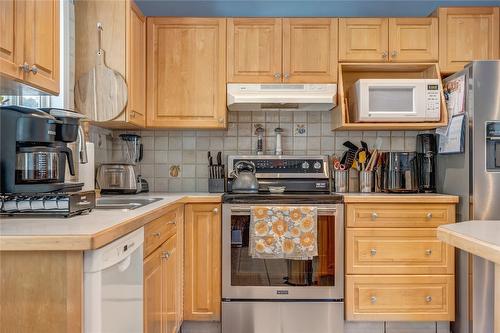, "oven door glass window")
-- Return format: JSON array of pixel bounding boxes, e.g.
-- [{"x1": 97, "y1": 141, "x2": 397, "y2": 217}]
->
[{"x1": 230, "y1": 215, "x2": 336, "y2": 287}]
